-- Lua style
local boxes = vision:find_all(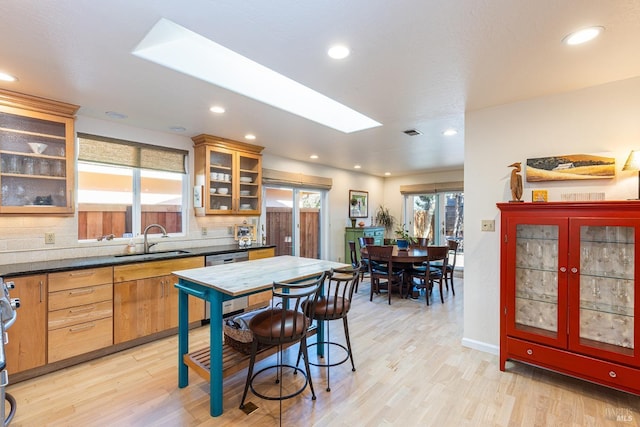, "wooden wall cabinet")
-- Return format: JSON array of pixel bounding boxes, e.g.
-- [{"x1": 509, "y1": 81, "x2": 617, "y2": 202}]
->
[
  {"x1": 193, "y1": 134, "x2": 263, "y2": 216},
  {"x1": 47, "y1": 267, "x2": 114, "y2": 363},
  {"x1": 0, "y1": 89, "x2": 79, "y2": 214},
  {"x1": 113, "y1": 257, "x2": 204, "y2": 344},
  {"x1": 344, "y1": 226, "x2": 384, "y2": 263},
  {"x1": 498, "y1": 201, "x2": 640, "y2": 395},
  {"x1": 4, "y1": 274, "x2": 47, "y2": 374}
]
